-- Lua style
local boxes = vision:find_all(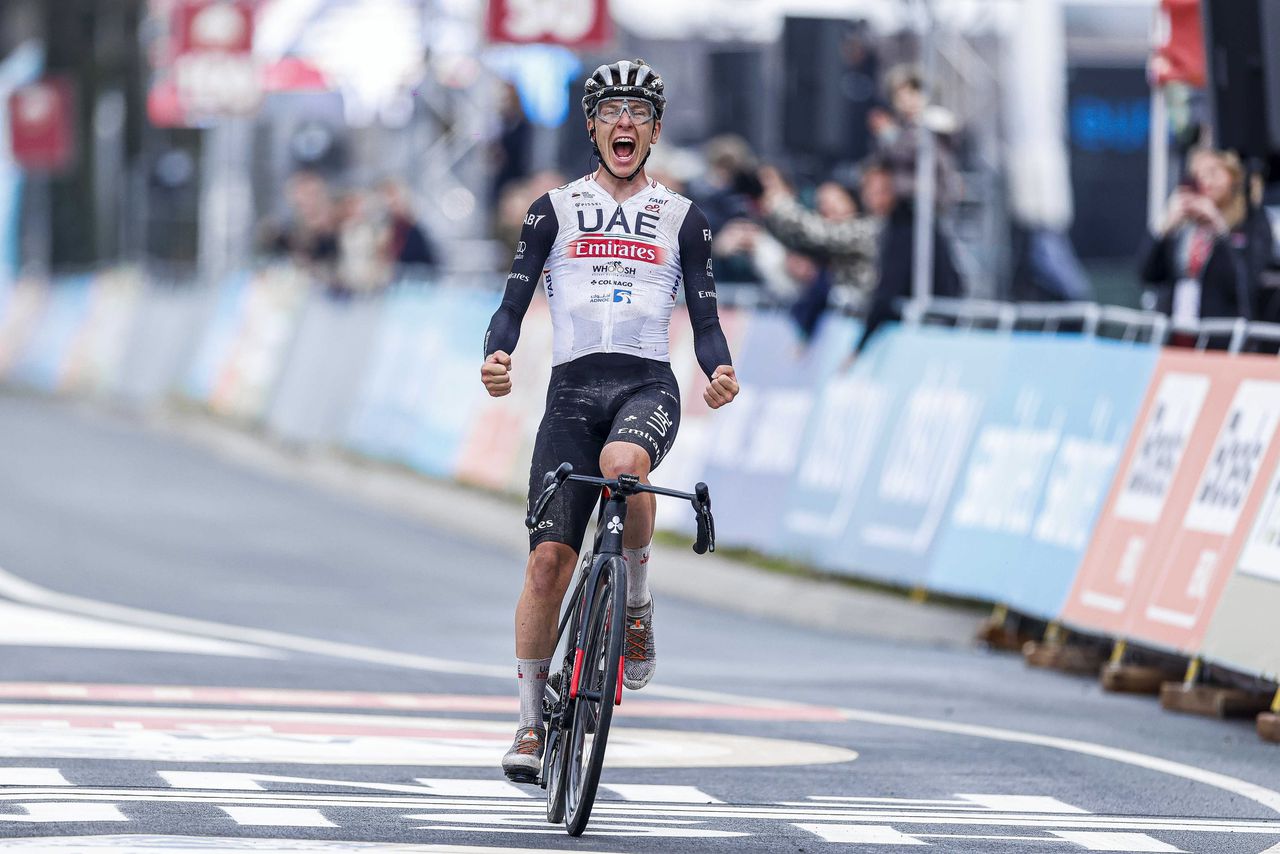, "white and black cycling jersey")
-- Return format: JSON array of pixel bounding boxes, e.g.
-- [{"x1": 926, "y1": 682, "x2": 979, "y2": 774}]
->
[{"x1": 484, "y1": 174, "x2": 731, "y2": 378}]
